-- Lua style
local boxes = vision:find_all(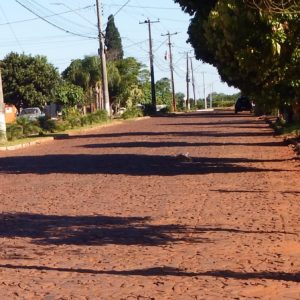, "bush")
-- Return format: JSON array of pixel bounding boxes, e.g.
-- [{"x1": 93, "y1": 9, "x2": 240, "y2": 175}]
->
[
  {"x1": 54, "y1": 120, "x2": 69, "y2": 132},
  {"x1": 38, "y1": 116, "x2": 57, "y2": 133},
  {"x1": 16, "y1": 117, "x2": 40, "y2": 137},
  {"x1": 6, "y1": 124, "x2": 23, "y2": 141},
  {"x1": 92, "y1": 109, "x2": 109, "y2": 123},
  {"x1": 122, "y1": 107, "x2": 144, "y2": 119}
]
